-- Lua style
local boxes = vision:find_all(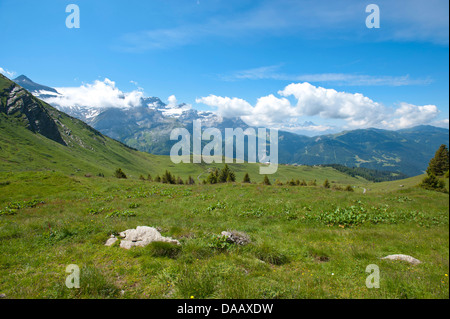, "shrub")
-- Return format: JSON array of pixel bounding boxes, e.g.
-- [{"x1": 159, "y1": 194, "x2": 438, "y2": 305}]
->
[
  {"x1": 308, "y1": 179, "x2": 317, "y2": 186},
  {"x1": 154, "y1": 175, "x2": 161, "y2": 182},
  {"x1": 147, "y1": 174, "x2": 153, "y2": 181},
  {"x1": 345, "y1": 185, "x2": 354, "y2": 192},
  {"x1": 243, "y1": 173, "x2": 251, "y2": 183},
  {"x1": 139, "y1": 174, "x2": 145, "y2": 180},
  {"x1": 323, "y1": 179, "x2": 330, "y2": 188},
  {"x1": 419, "y1": 174, "x2": 447, "y2": 193},
  {"x1": 263, "y1": 175, "x2": 271, "y2": 185},
  {"x1": 114, "y1": 168, "x2": 127, "y2": 179},
  {"x1": 186, "y1": 176, "x2": 195, "y2": 185}
]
